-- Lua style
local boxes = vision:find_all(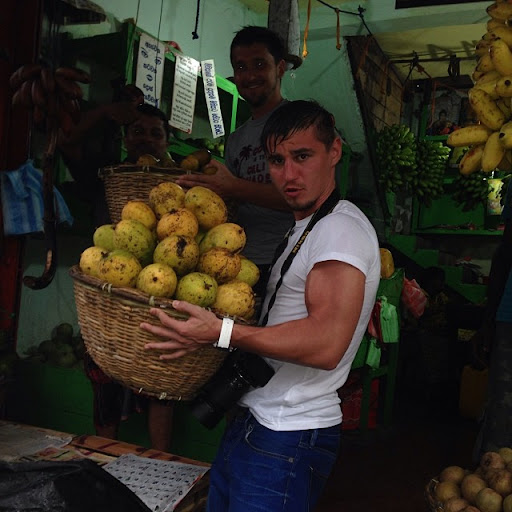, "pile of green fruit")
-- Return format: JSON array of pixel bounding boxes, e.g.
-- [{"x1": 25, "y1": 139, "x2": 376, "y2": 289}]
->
[
  {"x1": 413, "y1": 140, "x2": 451, "y2": 206},
  {"x1": 79, "y1": 184, "x2": 260, "y2": 321},
  {"x1": 376, "y1": 124, "x2": 417, "y2": 192},
  {"x1": 450, "y1": 171, "x2": 490, "y2": 212},
  {"x1": 376, "y1": 124, "x2": 452, "y2": 206},
  {"x1": 24, "y1": 322, "x2": 85, "y2": 369}
]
